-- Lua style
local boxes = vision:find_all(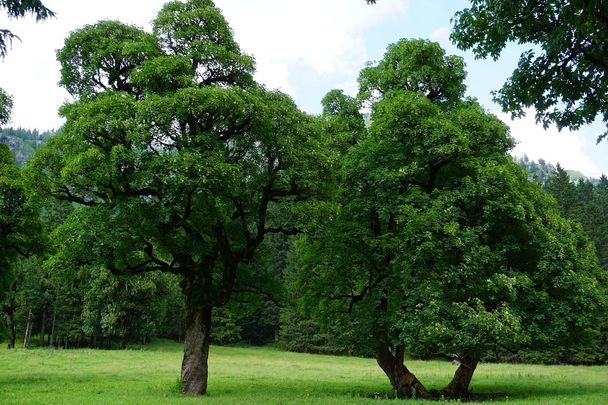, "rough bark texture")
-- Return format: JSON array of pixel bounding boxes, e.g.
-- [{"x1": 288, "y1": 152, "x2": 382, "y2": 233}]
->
[
  {"x1": 180, "y1": 274, "x2": 213, "y2": 395},
  {"x1": 441, "y1": 354, "x2": 480, "y2": 398},
  {"x1": 376, "y1": 343, "x2": 429, "y2": 399}
]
